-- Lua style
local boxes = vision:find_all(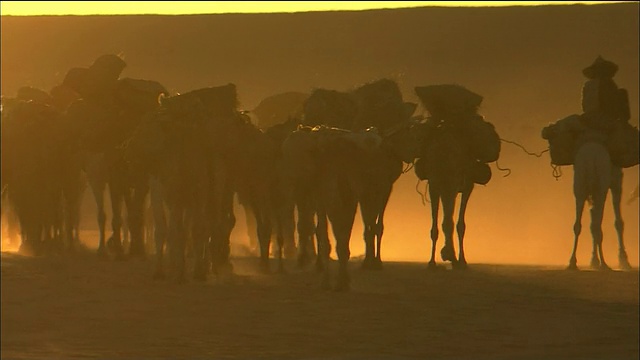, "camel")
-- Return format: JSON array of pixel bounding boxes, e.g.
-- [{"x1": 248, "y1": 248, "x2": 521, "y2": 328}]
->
[
  {"x1": 64, "y1": 57, "x2": 168, "y2": 259},
  {"x1": 413, "y1": 84, "x2": 500, "y2": 270},
  {"x1": 1, "y1": 98, "x2": 67, "y2": 254},
  {"x1": 568, "y1": 131, "x2": 632, "y2": 270},
  {"x1": 125, "y1": 93, "x2": 212, "y2": 281},
  {"x1": 295, "y1": 79, "x2": 419, "y2": 272},
  {"x1": 418, "y1": 120, "x2": 476, "y2": 269},
  {"x1": 280, "y1": 125, "x2": 384, "y2": 290},
  {"x1": 359, "y1": 118, "x2": 421, "y2": 269}
]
